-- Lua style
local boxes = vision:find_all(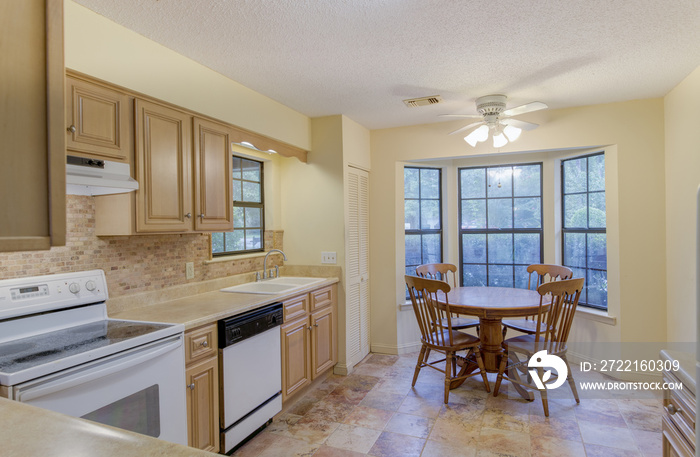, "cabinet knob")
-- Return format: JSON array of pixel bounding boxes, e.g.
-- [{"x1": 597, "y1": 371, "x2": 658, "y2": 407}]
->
[
  {"x1": 666, "y1": 404, "x2": 677, "y2": 415},
  {"x1": 314, "y1": 324, "x2": 319, "y2": 327},
  {"x1": 67, "y1": 125, "x2": 76, "y2": 133},
  {"x1": 187, "y1": 383, "x2": 195, "y2": 390},
  {"x1": 199, "y1": 213, "x2": 205, "y2": 219},
  {"x1": 307, "y1": 326, "x2": 313, "y2": 331},
  {"x1": 200, "y1": 340, "x2": 208, "y2": 348},
  {"x1": 185, "y1": 213, "x2": 192, "y2": 219}
]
